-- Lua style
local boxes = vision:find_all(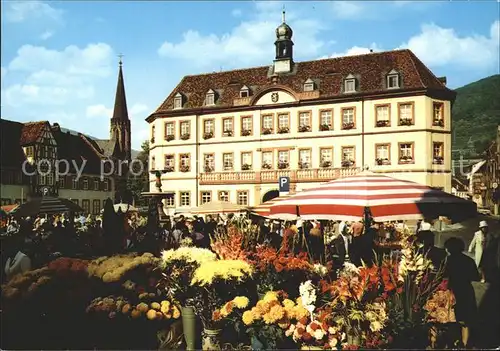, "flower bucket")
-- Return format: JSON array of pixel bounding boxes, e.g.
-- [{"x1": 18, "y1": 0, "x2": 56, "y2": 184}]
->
[
  {"x1": 201, "y1": 328, "x2": 222, "y2": 351},
  {"x1": 181, "y1": 306, "x2": 197, "y2": 350},
  {"x1": 251, "y1": 335, "x2": 265, "y2": 350}
]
